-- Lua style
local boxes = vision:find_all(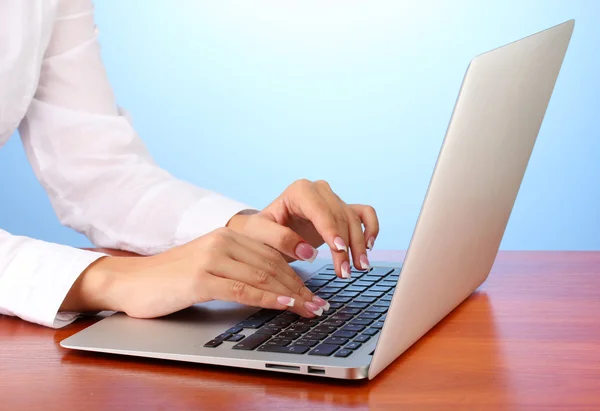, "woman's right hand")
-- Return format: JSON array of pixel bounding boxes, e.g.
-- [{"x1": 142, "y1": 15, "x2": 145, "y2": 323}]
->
[{"x1": 61, "y1": 227, "x2": 330, "y2": 319}]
